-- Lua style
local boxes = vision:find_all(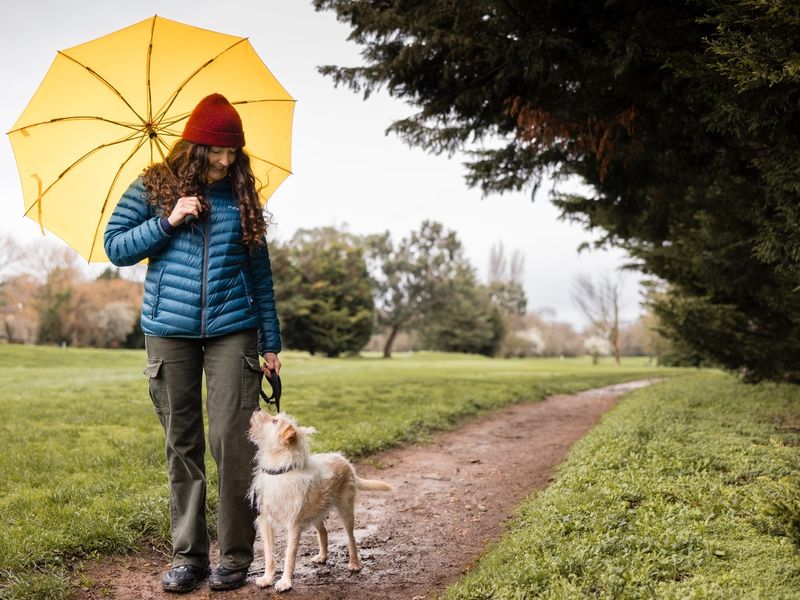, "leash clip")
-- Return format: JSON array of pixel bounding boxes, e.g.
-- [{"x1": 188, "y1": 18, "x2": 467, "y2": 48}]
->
[{"x1": 259, "y1": 369, "x2": 281, "y2": 414}]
